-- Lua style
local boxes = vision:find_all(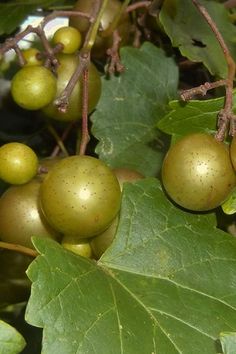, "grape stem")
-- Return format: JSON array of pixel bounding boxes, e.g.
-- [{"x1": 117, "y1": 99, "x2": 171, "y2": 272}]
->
[
  {"x1": 0, "y1": 241, "x2": 38, "y2": 258},
  {"x1": 181, "y1": 0, "x2": 236, "y2": 141},
  {"x1": 224, "y1": 0, "x2": 236, "y2": 8}
]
